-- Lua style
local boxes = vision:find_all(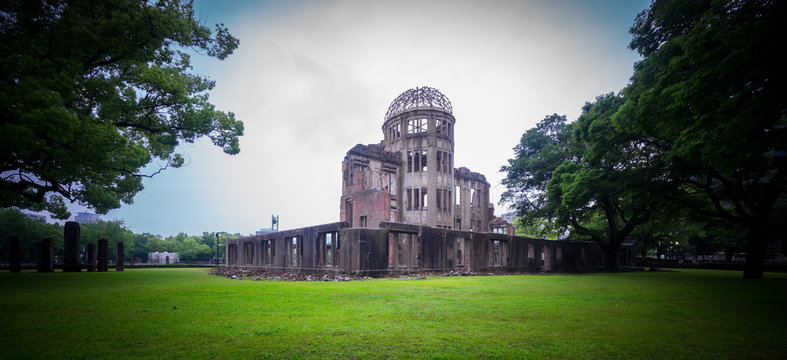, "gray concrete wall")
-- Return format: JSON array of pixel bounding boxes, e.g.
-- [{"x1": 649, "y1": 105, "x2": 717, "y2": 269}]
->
[{"x1": 226, "y1": 221, "x2": 627, "y2": 276}]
